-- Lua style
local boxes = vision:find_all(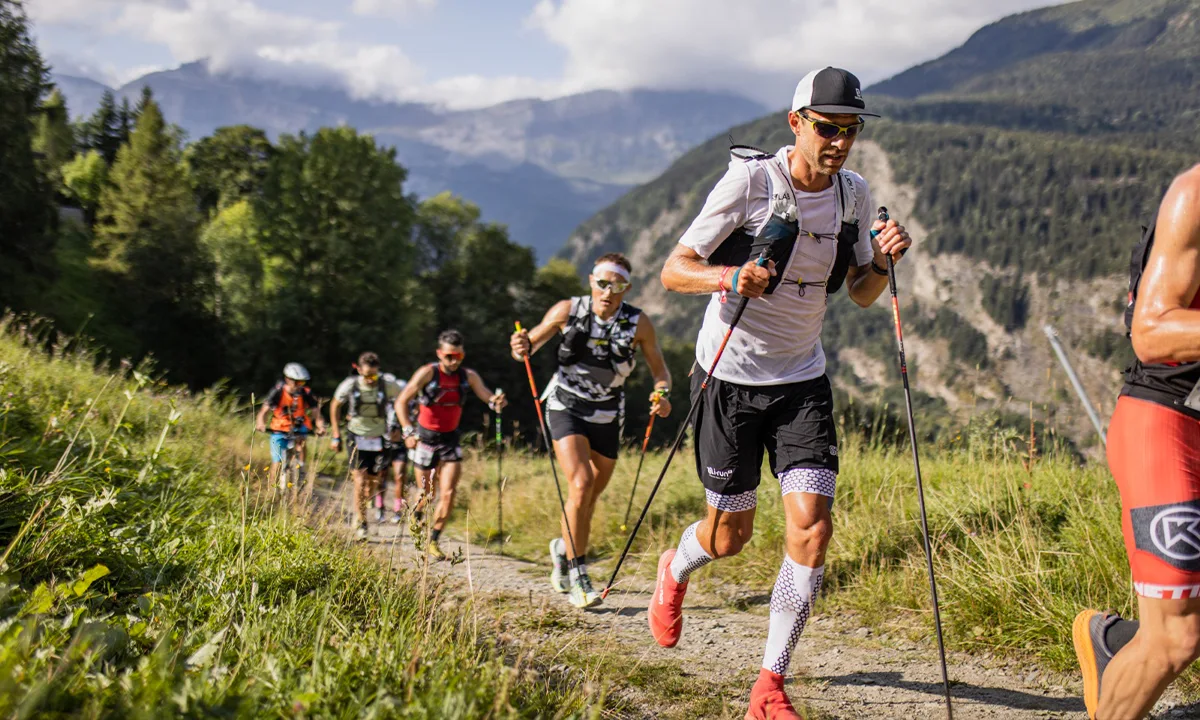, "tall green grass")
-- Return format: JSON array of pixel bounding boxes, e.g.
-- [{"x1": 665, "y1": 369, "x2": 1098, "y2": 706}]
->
[
  {"x1": 453, "y1": 420, "x2": 1146, "y2": 676},
  {"x1": 0, "y1": 318, "x2": 600, "y2": 718}
]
